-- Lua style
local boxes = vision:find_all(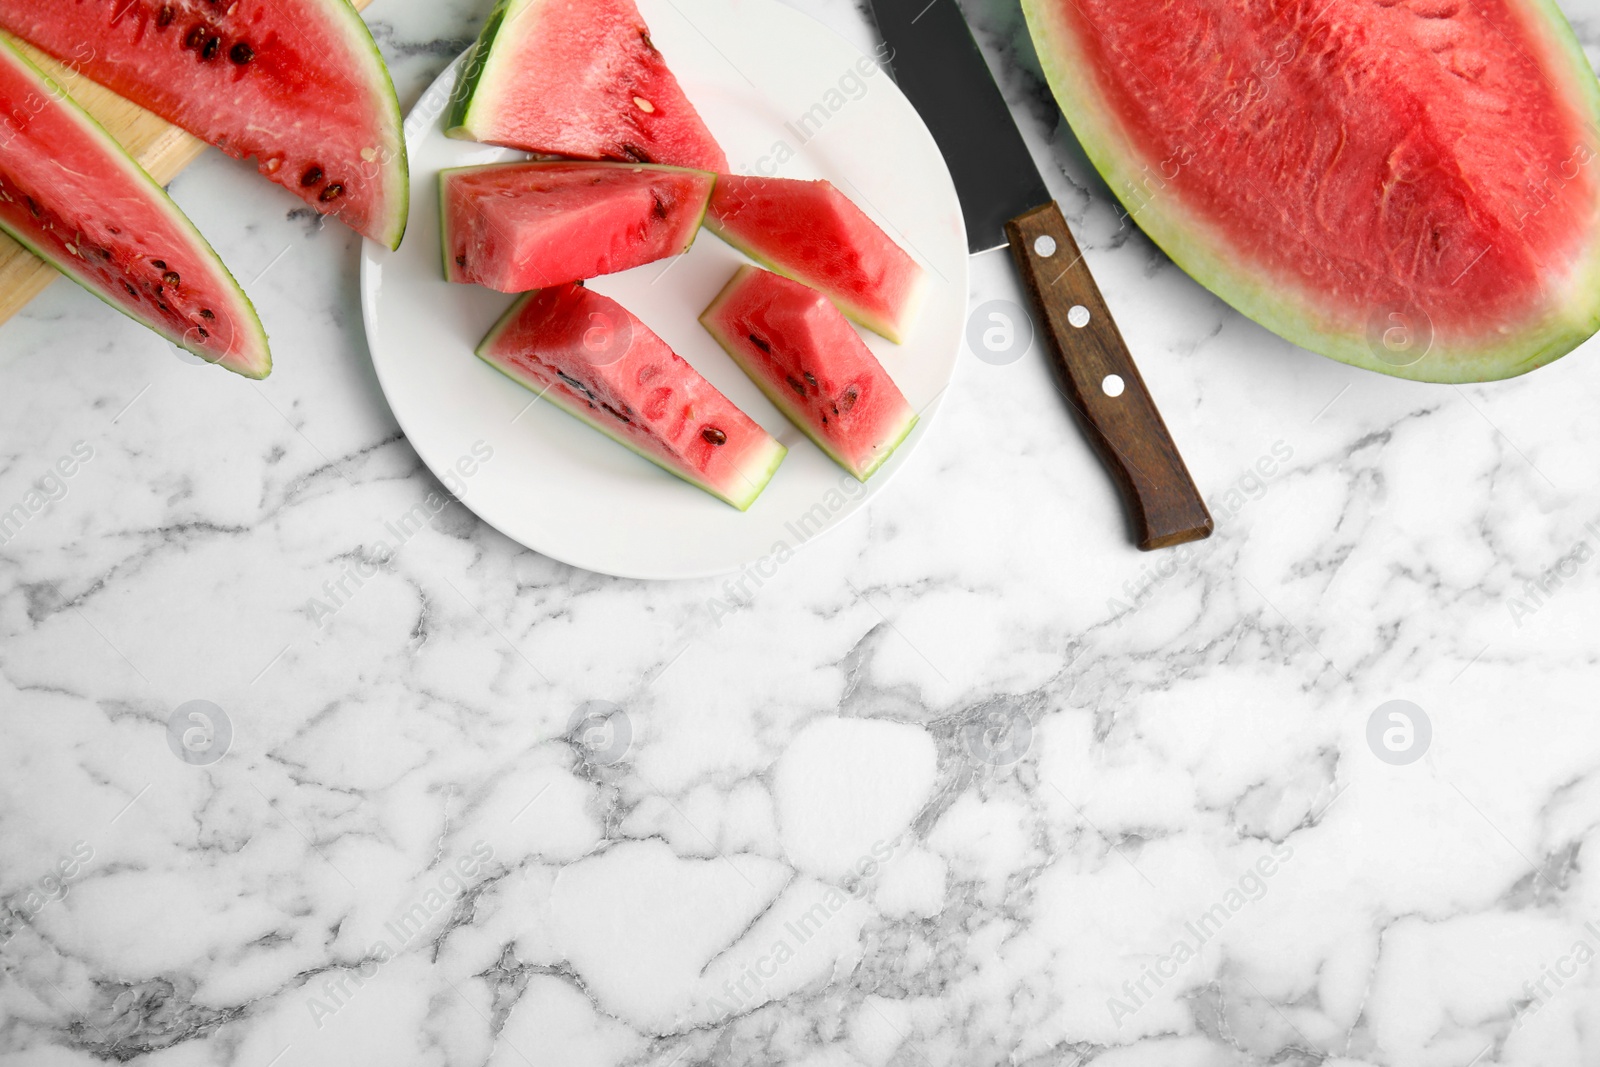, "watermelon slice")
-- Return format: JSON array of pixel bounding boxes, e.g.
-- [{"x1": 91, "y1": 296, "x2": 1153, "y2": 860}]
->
[
  {"x1": 441, "y1": 161, "x2": 715, "y2": 292},
  {"x1": 0, "y1": 37, "x2": 268, "y2": 377},
  {"x1": 1023, "y1": 0, "x2": 1600, "y2": 382},
  {"x1": 0, "y1": 0, "x2": 409, "y2": 249},
  {"x1": 701, "y1": 266, "x2": 917, "y2": 481},
  {"x1": 479, "y1": 284, "x2": 785, "y2": 509},
  {"x1": 706, "y1": 176, "x2": 927, "y2": 344},
  {"x1": 446, "y1": 0, "x2": 728, "y2": 173}
]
